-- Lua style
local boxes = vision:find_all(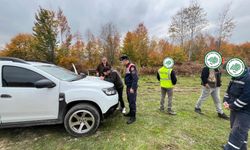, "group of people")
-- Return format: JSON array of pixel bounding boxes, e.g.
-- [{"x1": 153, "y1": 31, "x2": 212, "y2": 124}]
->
[
  {"x1": 95, "y1": 55, "x2": 250, "y2": 150},
  {"x1": 157, "y1": 58, "x2": 250, "y2": 150},
  {"x1": 96, "y1": 56, "x2": 138, "y2": 124}
]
